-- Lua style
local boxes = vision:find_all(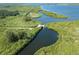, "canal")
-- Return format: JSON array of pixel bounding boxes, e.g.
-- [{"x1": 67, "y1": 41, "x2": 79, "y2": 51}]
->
[
  {"x1": 18, "y1": 27, "x2": 58, "y2": 55},
  {"x1": 18, "y1": 4, "x2": 79, "y2": 55}
]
